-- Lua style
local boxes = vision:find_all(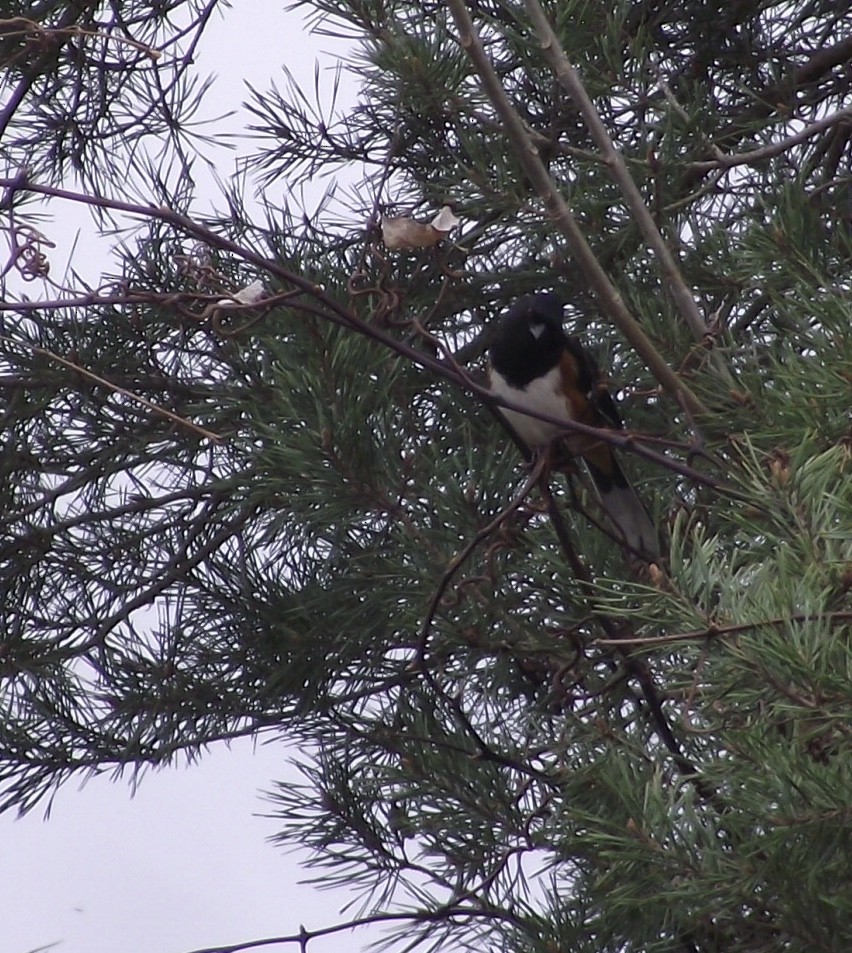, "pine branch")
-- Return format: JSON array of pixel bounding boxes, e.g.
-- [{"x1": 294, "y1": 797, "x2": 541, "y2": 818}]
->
[
  {"x1": 446, "y1": 0, "x2": 710, "y2": 420},
  {"x1": 1, "y1": 335, "x2": 222, "y2": 442},
  {"x1": 523, "y1": 0, "x2": 713, "y2": 348},
  {"x1": 688, "y1": 104, "x2": 852, "y2": 173},
  {"x1": 183, "y1": 903, "x2": 520, "y2": 953},
  {"x1": 0, "y1": 174, "x2": 734, "y2": 494},
  {"x1": 538, "y1": 478, "x2": 718, "y2": 805}
]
